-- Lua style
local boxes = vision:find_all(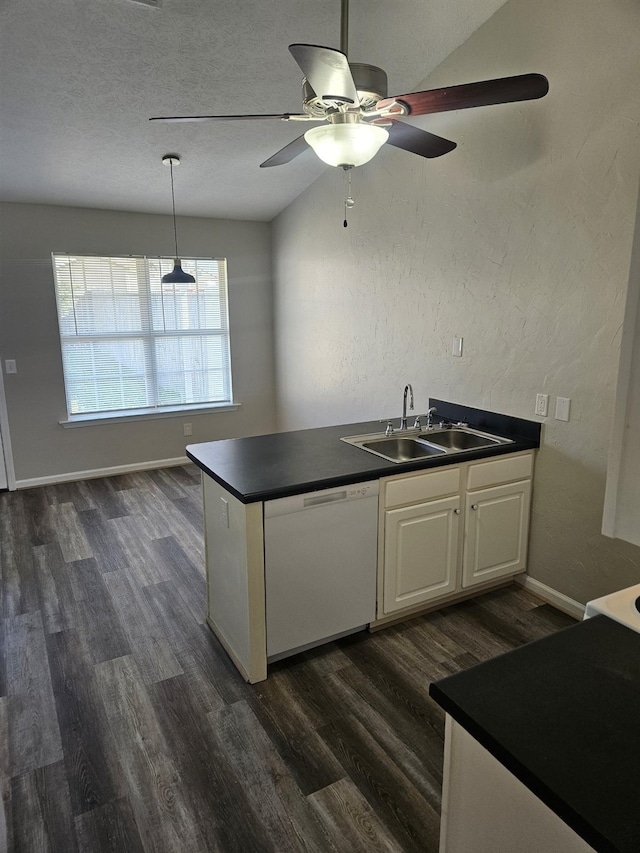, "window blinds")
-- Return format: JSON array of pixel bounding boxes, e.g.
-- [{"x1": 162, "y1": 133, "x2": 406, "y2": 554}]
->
[{"x1": 52, "y1": 254, "x2": 232, "y2": 416}]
